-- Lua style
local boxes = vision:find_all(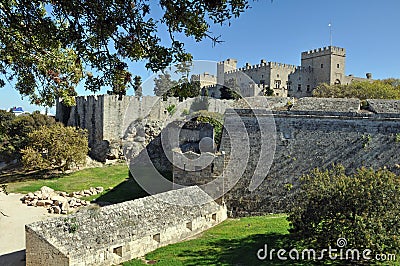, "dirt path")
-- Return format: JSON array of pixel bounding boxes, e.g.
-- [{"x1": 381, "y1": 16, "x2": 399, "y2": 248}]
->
[{"x1": 0, "y1": 192, "x2": 56, "y2": 265}]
